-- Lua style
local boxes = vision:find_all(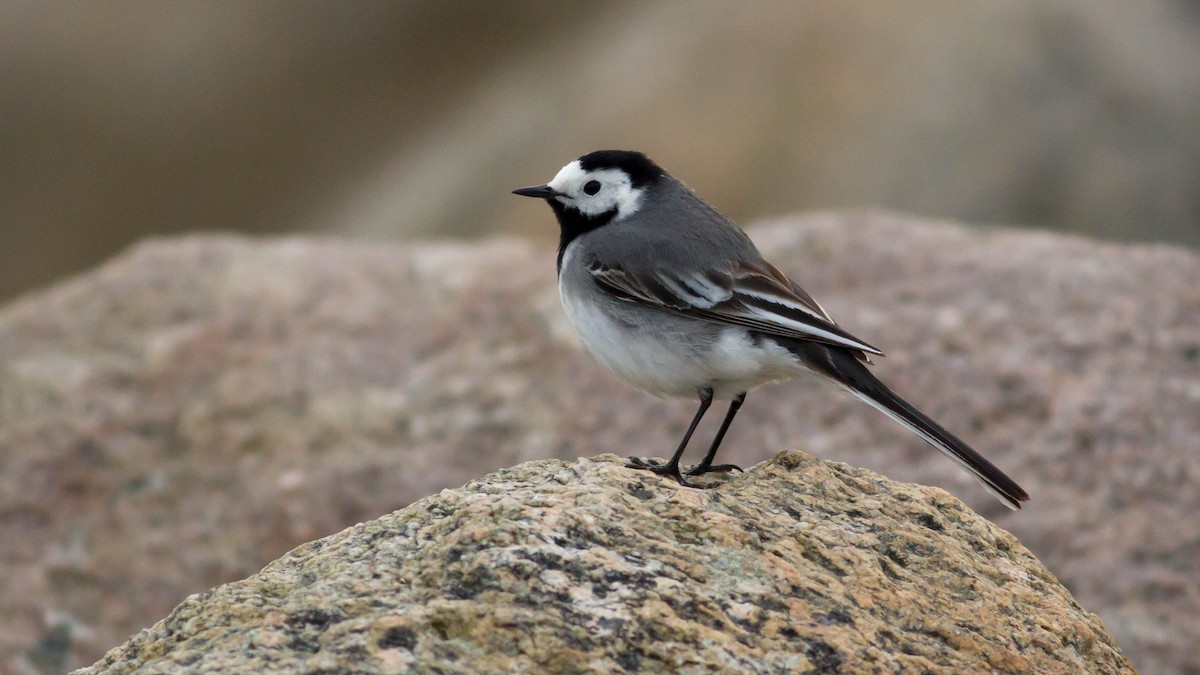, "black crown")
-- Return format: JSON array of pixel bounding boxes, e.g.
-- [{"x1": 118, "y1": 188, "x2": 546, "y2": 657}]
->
[{"x1": 577, "y1": 150, "x2": 665, "y2": 188}]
